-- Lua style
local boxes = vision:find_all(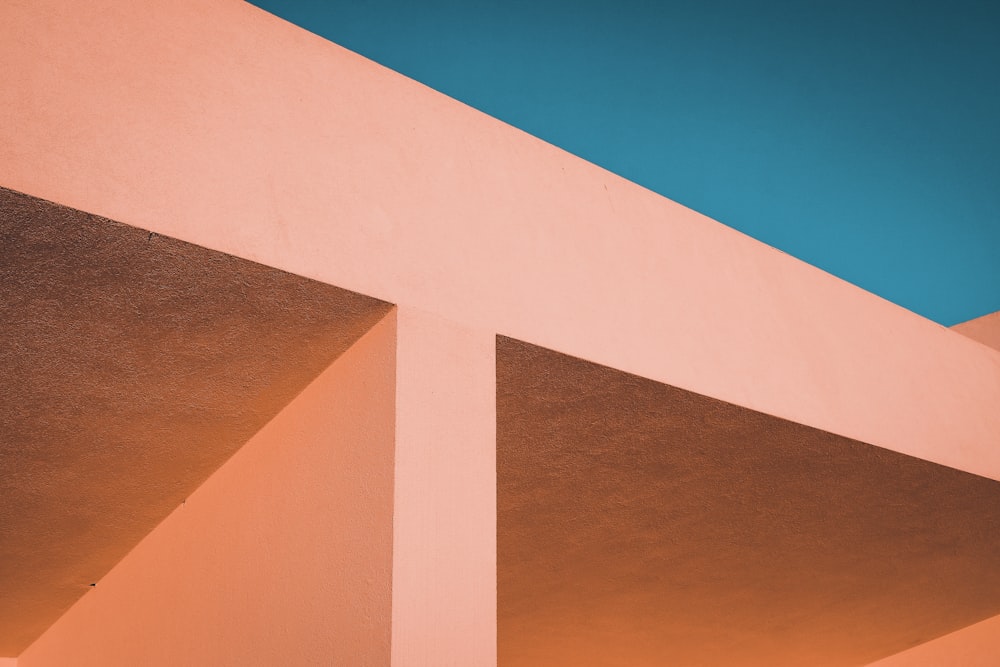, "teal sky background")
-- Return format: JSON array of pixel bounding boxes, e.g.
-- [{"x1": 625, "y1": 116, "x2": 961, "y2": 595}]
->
[{"x1": 249, "y1": 0, "x2": 999, "y2": 326}]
